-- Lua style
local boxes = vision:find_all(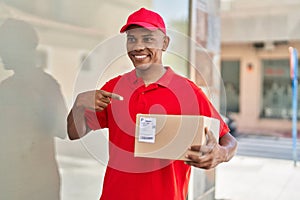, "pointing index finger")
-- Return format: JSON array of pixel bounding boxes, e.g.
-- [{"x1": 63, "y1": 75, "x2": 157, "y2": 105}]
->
[
  {"x1": 100, "y1": 90, "x2": 124, "y2": 101},
  {"x1": 111, "y1": 93, "x2": 124, "y2": 101}
]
